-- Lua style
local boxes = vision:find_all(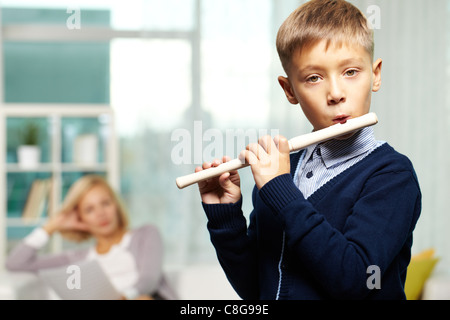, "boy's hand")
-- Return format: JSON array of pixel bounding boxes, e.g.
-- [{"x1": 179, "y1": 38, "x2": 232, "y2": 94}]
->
[
  {"x1": 196, "y1": 156, "x2": 241, "y2": 205},
  {"x1": 239, "y1": 135, "x2": 291, "y2": 189}
]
